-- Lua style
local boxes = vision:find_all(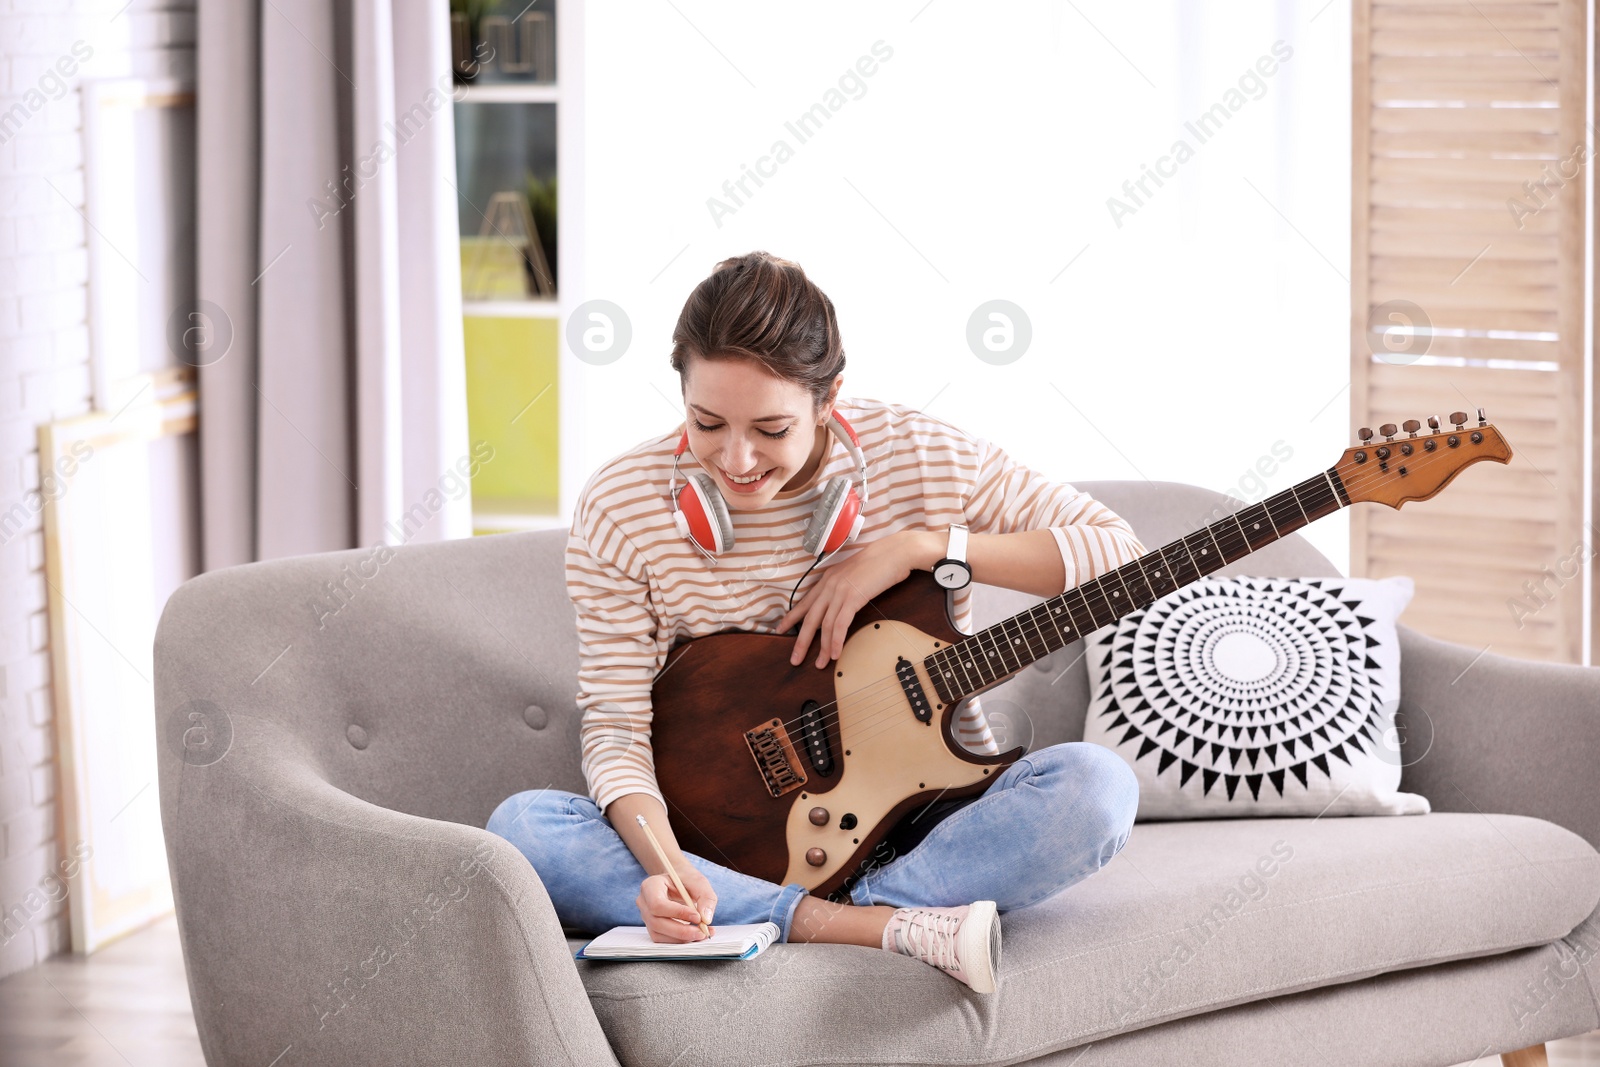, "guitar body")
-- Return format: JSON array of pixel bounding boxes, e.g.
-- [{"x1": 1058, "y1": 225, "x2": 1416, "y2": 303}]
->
[{"x1": 650, "y1": 572, "x2": 1025, "y2": 897}]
